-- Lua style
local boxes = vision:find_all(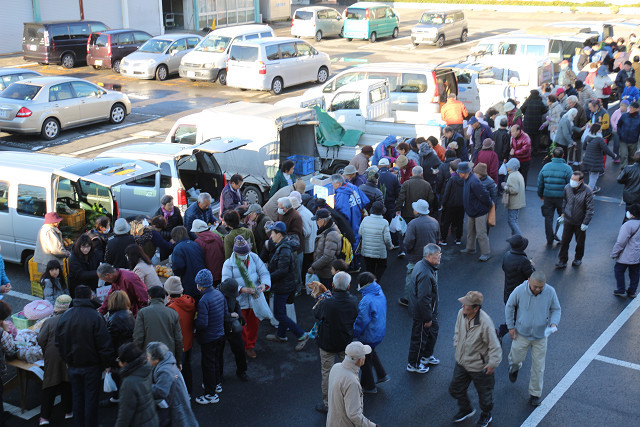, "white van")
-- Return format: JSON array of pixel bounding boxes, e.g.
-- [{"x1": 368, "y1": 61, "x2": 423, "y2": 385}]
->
[
  {"x1": 0, "y1": 153, "x2": 158, "y2": 268},
  {"x1": 178, "y1": 24, "x2": 274, "y2": 85}
]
